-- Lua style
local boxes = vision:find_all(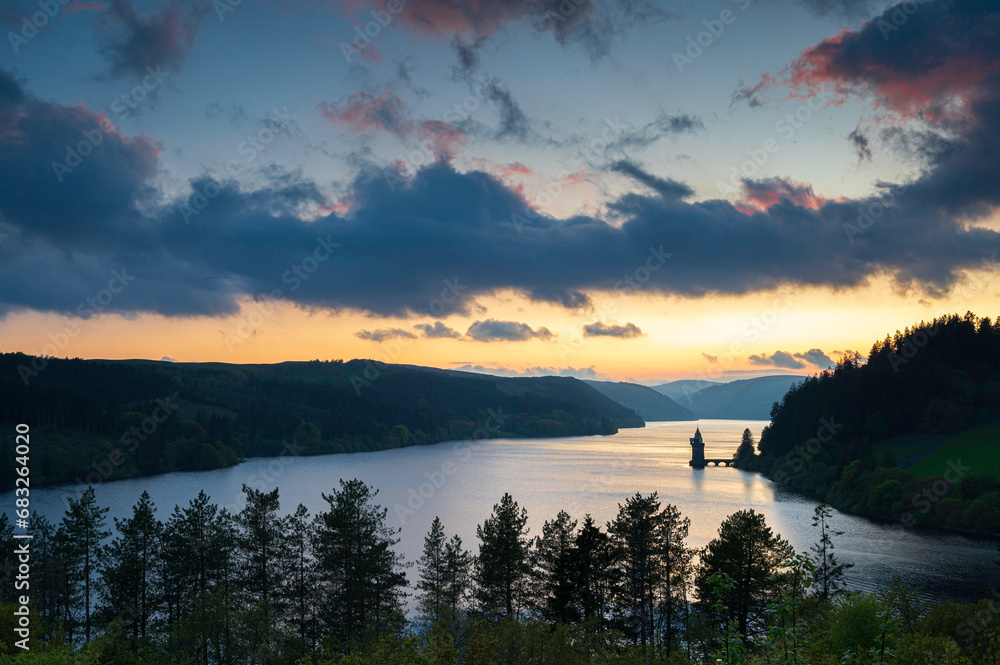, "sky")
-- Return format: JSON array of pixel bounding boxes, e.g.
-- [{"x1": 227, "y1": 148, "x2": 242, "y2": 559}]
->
[{"x1": 0, "y1": 0, "x2": 998, "y2": 383}]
